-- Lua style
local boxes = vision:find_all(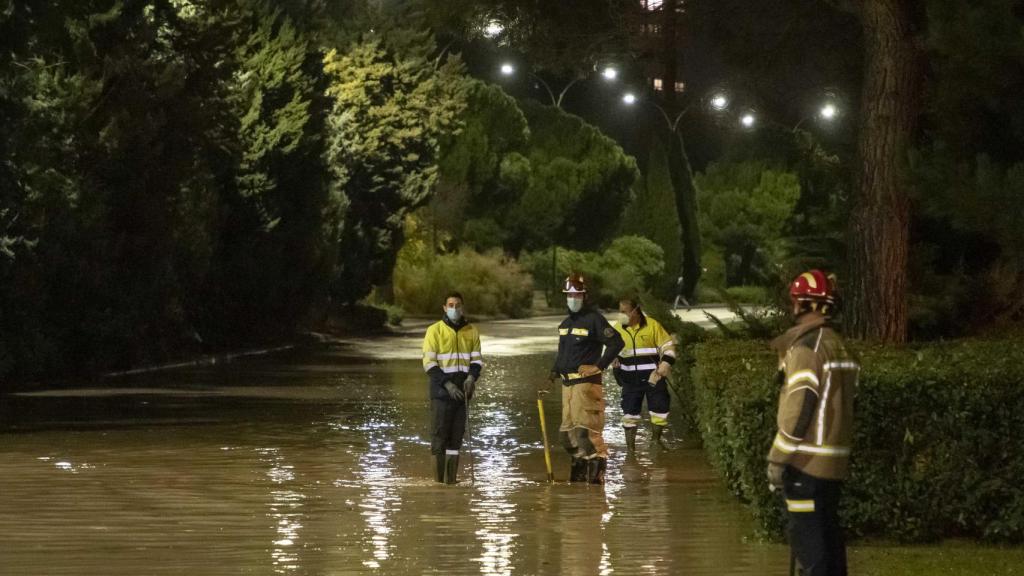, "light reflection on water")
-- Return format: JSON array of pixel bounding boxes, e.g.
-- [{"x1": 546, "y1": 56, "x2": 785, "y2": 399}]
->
[
  {"x1": 471, "y1": 407, "x2": 520, "y2": 576},
  {"x1": 258, "y1": 447, "x2": 304, "y2": 573},
  {"x1": 0, "y1": 323, "x2": 788, "y2": 575},
  {"x1": 356, "y1": 418, "x2": 400, "y2": 569}
]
